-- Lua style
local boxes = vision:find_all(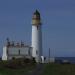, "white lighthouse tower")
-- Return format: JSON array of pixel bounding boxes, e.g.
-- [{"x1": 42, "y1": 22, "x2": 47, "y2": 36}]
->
[{"x1": 31, "y1": 10, "x2": 42, "y2": 62}]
